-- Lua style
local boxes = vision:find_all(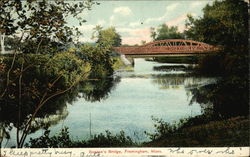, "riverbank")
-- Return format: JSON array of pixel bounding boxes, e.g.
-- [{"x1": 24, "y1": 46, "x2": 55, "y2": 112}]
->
[
  {"x1": 112, "y1": 56, "x2": 133, "y2": 71},
  {"x1": 1, "y1": 56, "x2": 248, "y2": 148},
  {"x1": 25, "y1": 116, "x2": 249, "y2": 147},
  {"x1": 143, "y1": 53, "x2": 249, "y2": 147},
  {"x1": 144, "y1": 116, "x2": 249, "y2": 147}
]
